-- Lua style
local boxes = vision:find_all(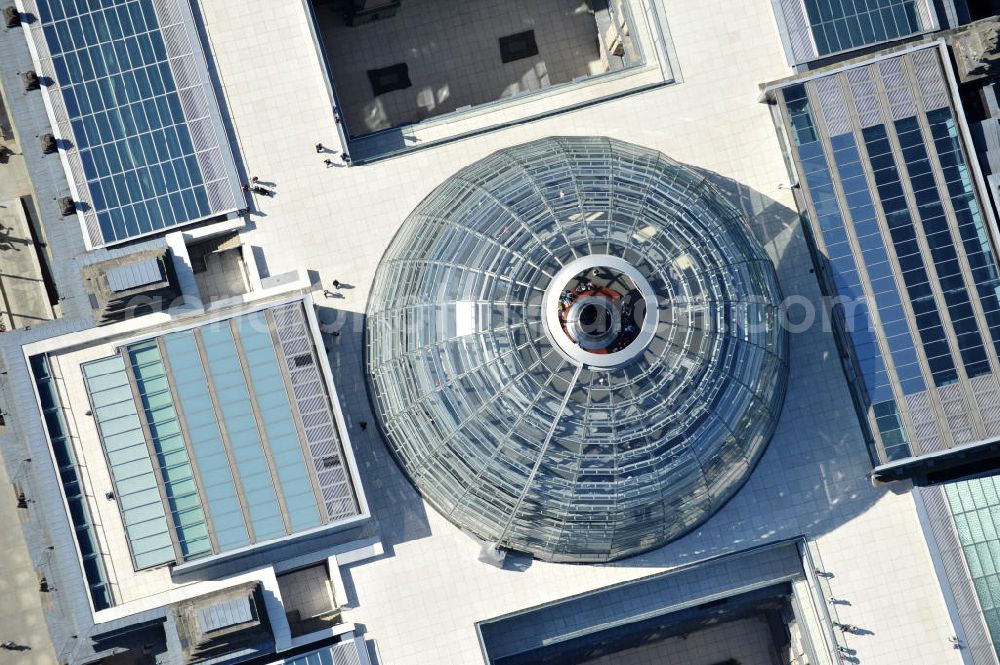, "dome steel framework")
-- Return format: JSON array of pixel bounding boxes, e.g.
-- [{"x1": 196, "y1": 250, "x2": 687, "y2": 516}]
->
[{"x1": 365, "y1": 137, "x2": 788, "y2": 563}]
